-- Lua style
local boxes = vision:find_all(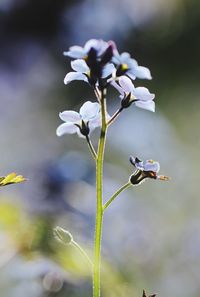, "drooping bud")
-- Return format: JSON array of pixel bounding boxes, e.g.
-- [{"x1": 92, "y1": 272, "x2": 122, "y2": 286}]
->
[{"x1": 53, "y1": 226, "x2": 73, "y2": 245}]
